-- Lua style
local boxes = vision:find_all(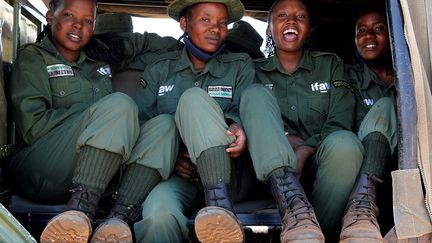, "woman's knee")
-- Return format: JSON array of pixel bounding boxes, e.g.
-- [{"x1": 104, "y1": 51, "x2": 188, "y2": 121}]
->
[
  {"x1": 99, "y1": 92, "x2": 138, "y2": 115},
  {"x1": 323, "y1": 130, "x2": 363, "y2": 155},
  {"x1": 240, "y1": 84, "x2": 273, "y2": 104}
]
